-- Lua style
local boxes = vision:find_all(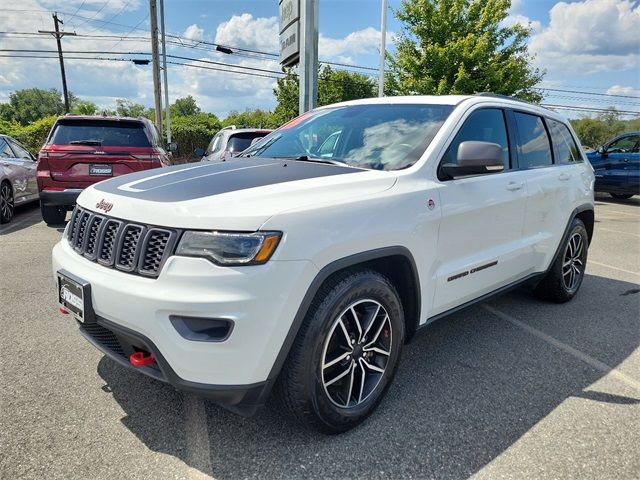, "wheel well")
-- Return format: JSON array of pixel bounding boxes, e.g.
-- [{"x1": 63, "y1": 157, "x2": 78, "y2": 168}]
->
[
  {"x1": 324, "y1": 254, "x2": 421, "y2": 342},
  {"x1": 576, "y1": 209, "x2": 594, "y2": 245}
]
